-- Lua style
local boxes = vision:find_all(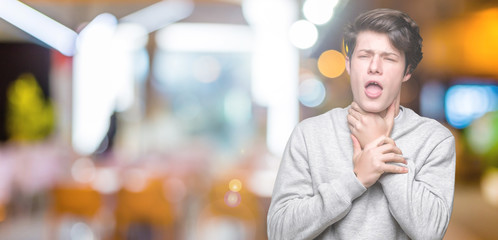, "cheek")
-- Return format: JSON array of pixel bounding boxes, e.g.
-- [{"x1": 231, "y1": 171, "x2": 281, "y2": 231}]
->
[
  {"x1": 350, "y1": 78, "x2": 362, "y2": 95},
  {"x1": 385, "y1": 79, "x2": 403, "y2": 99}
]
